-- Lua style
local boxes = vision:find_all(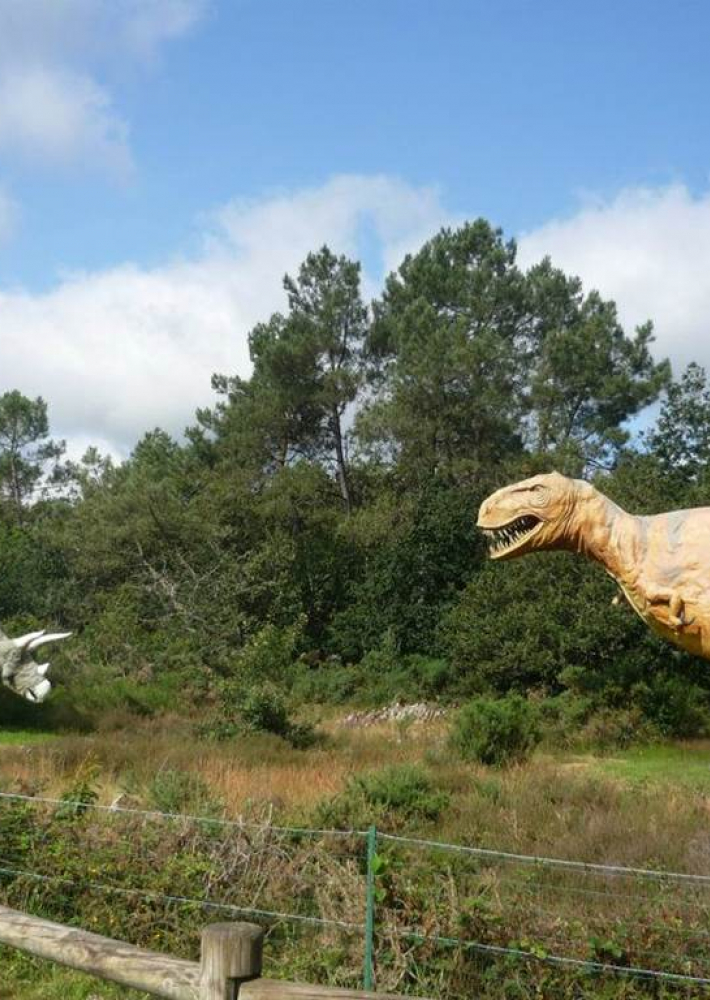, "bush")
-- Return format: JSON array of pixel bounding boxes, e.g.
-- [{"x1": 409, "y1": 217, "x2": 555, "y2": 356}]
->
[
  {"x1": 315, "y1": 763, "x2": 449, "y2": 830},
  {"x1": 632, "y1": 675, "x2": 710, "y2": 738},
  {"x1": 206, "y1": 681, "x2": 319, "y2": 749},
  {"x1": 148, "y1": 767, "x2": 223, "y2": 816},
  {"x1": 354, "y1": 764, "x2": 450, "y2": 820},
  {"x1": 450, "y1": 695, "x2": 540, "y2": 766},
  {"x1": 536, "y1": 692, "x2": 594, "y2": 748},
  {"x1": 538, "y1": 678, "x2": 710, "y2": 750},
  {"x1": 232, "y1": 620, "x2": 305, "y2": 683},
  {"x1": 239, "y1": 684, "x2": 292, "y2": 735},
  {"x1": 291, "y1": 661, "x2": 365, "y2": 704},
  {"x1": 574, "y1": 707, "x2": 653, "y2": 752}
]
